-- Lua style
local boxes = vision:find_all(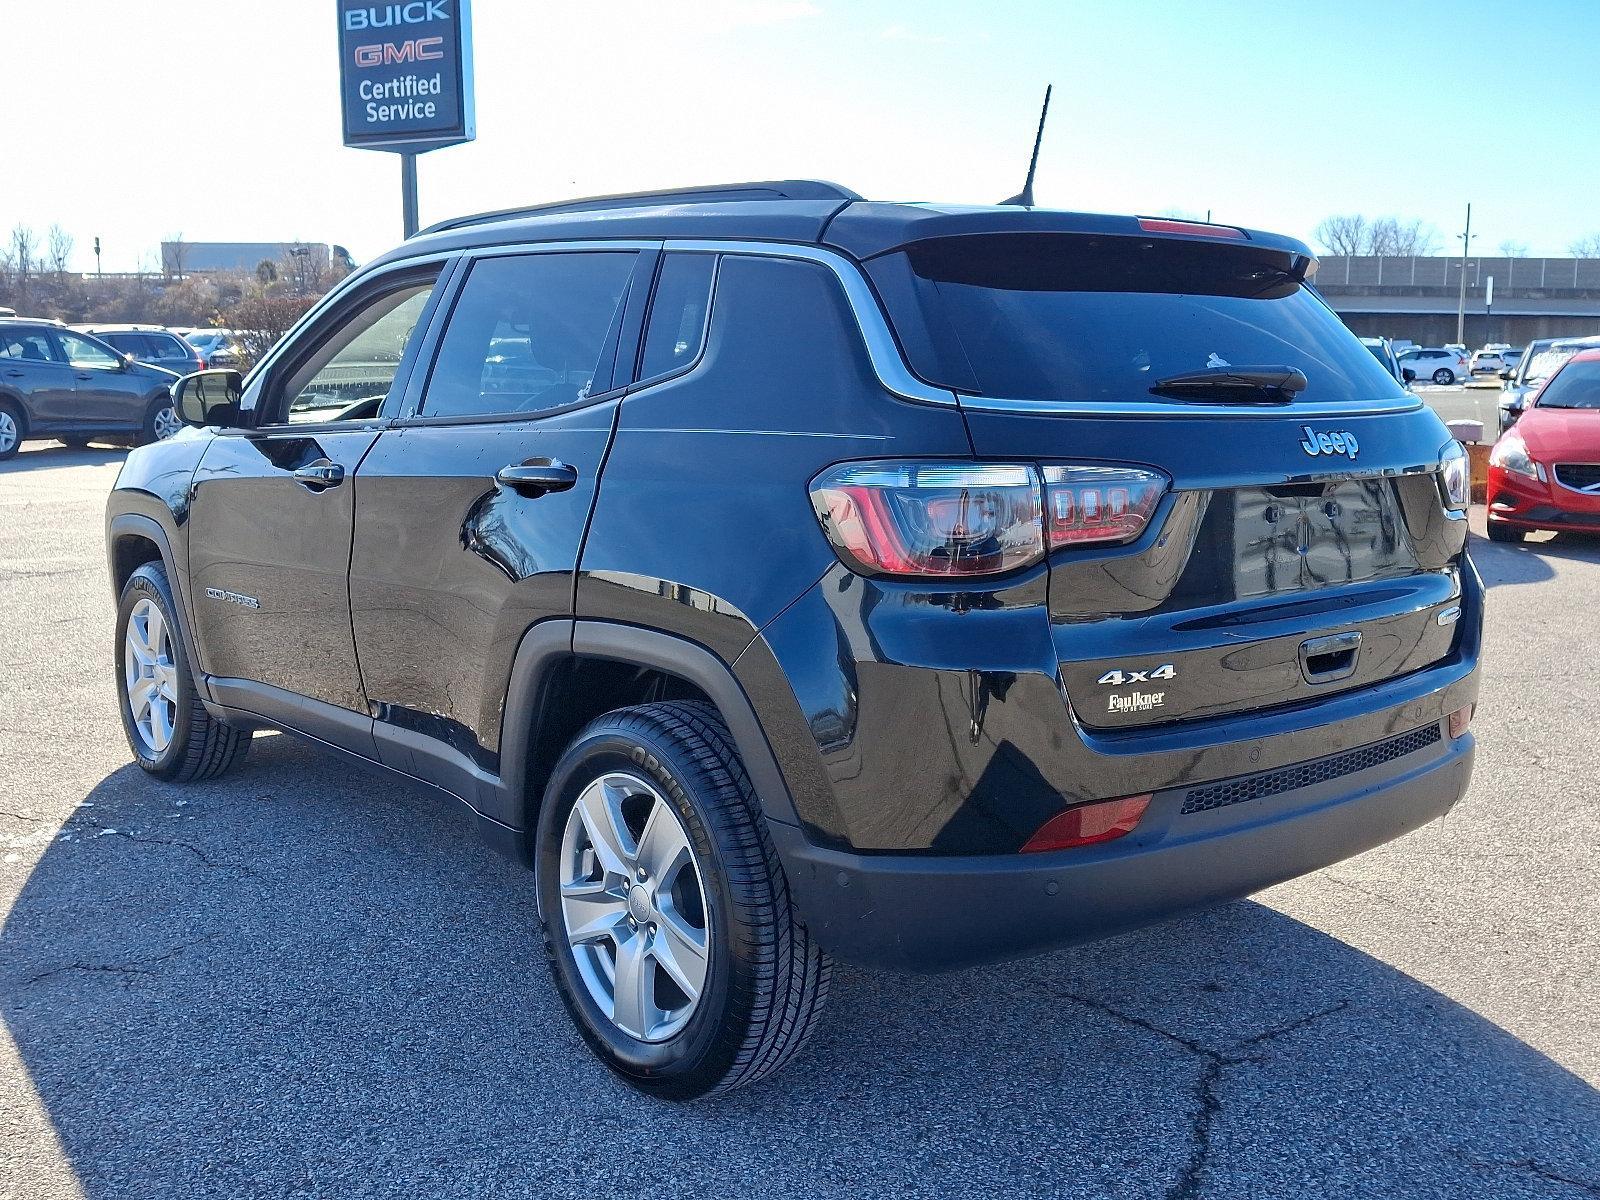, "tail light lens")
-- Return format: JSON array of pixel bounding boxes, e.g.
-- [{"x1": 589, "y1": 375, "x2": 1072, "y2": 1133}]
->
[
  {"x1": 1438, "y1": 440, "x2": 1470, "y2": 510},
  {"x1": 809, "y1": 462, "x2": 1043, "y2": 577},
  {"x1": 1022, "y1": 794, "x2": 1151, "y2": 852},
  {"x1": 810, "y1": 461, "x2": 1169, "y2": 578},
  {"x1": 1042, "y1": 465, "x2": 1169, "y2": 547}
]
